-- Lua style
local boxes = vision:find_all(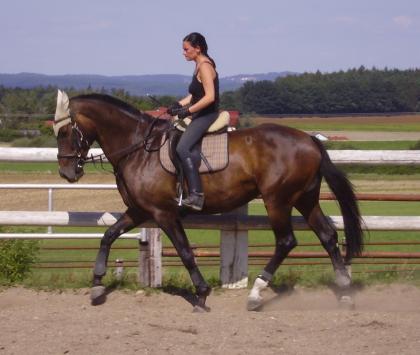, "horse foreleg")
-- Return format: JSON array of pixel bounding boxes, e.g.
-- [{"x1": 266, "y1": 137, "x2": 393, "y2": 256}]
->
[
  {"x1": 157, "y1": 215, "x2": 211, "y2": 312},
  {"x1": 91, "y1": 209, "x2": 143, "y2": 304},
  {"x1": 248, "y1": 203, "x2": 296, "y2": 311}
]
